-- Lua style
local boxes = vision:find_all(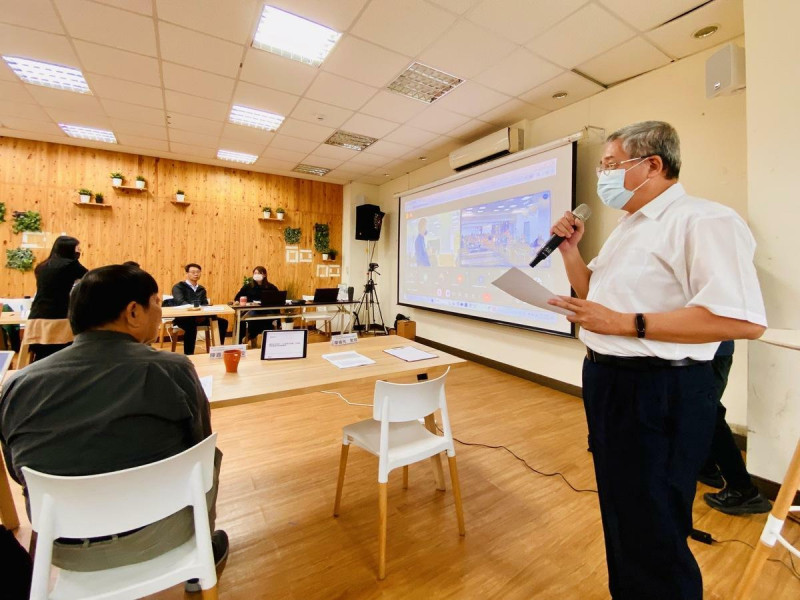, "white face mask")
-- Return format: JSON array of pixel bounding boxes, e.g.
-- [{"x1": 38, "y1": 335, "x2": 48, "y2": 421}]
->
[
  {"x1": 252, "y1": 274, "x2": 264, "y2": 282},
  {"x1": 596, "y1": 158, "x2": 649, "y2": 209}
]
